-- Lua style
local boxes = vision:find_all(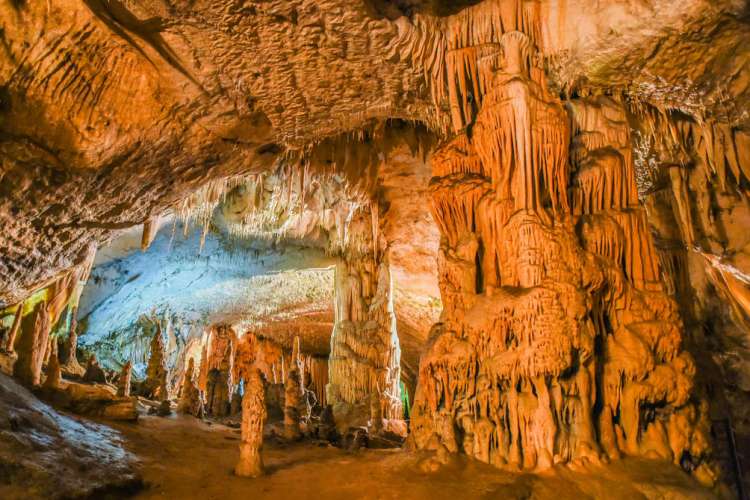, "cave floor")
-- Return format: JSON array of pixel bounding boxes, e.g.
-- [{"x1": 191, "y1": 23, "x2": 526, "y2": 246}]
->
[{"x1": 106, "y1": 415, "x2": 714, "y2": 499}]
